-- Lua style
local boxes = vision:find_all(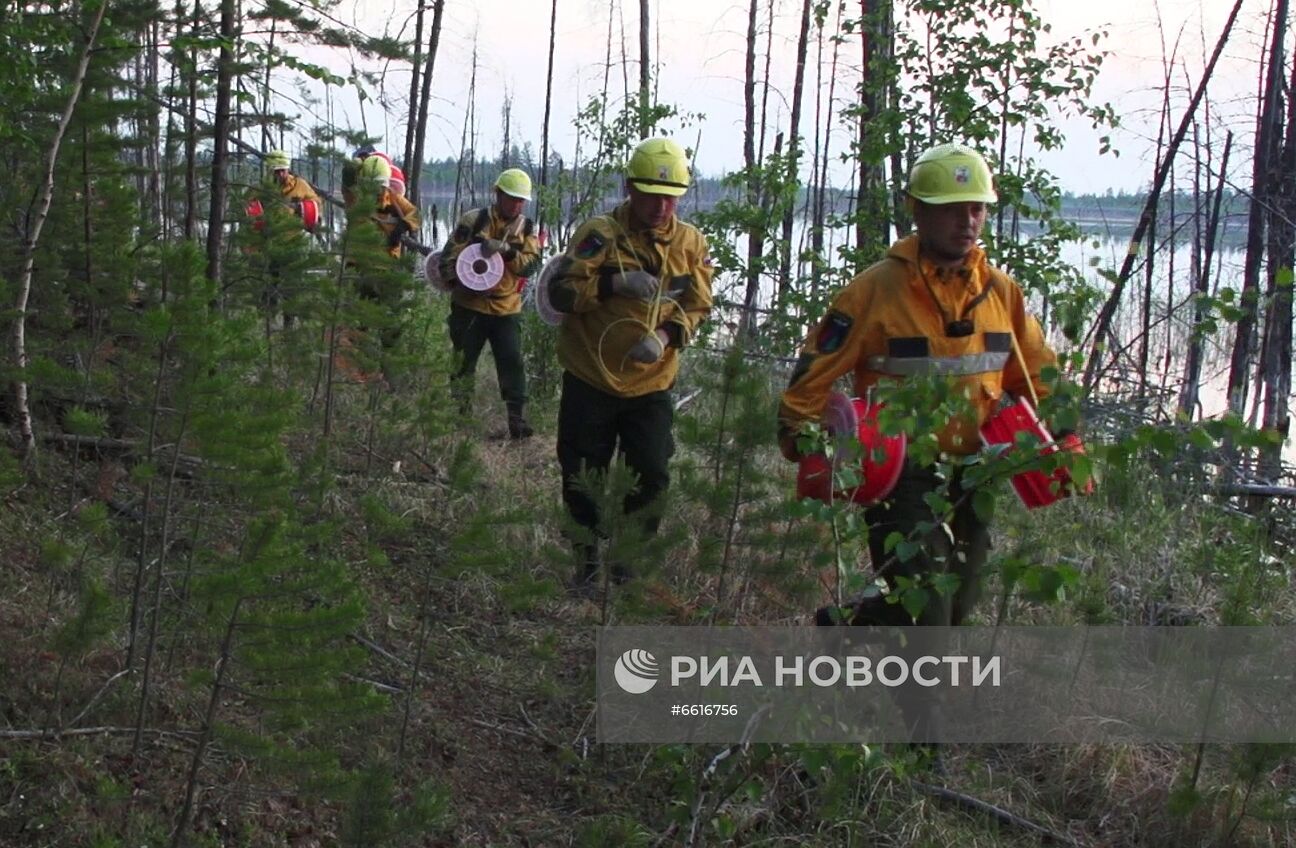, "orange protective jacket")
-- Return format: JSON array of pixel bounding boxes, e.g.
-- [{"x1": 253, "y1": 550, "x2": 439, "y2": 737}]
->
[
  {"x1": 778, "y1": 235, "x2": 1056, "y2": 457},
  {"x1": 372, "y1": 189, "x2": 421, "y2": 258}
]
